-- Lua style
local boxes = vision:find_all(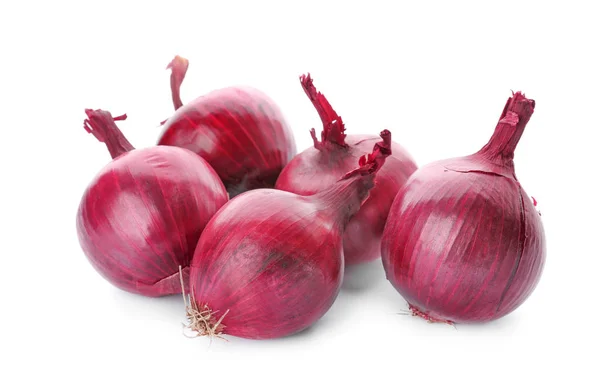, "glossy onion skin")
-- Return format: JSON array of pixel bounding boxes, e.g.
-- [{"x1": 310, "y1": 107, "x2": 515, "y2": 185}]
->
[
  {"x1": 276, "y1": 135, "x2": 417, "y2": 264},
  {"x1": 77, "y1": 146, "x2": 228, "y2": 297},
  {"x1": 382, "y1": 158, "x2": 545, "y2": 322},
  {"x1": 158, "y1": 87, "x2": 297, "y2": 196},
  {"x1": 190, "y1": 190, "x2": 344, "y2": 339}
]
